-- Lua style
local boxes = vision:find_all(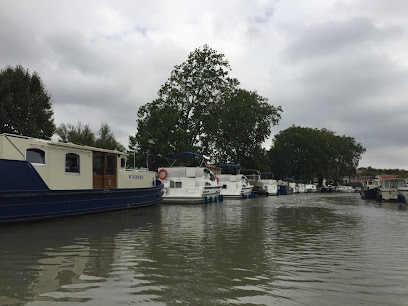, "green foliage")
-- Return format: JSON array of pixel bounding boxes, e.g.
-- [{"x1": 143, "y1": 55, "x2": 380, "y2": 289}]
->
[
  {"x1": 358, "y1": 167, "x2": 408, "y2": 178},
  {"x1": 95, "y1": 123, "x2": 125, "y2": 151},
  {"x1": 0, "y1": 64, "x2": 55, "y2": 139},
  {"x1": 214, "y1": 89, "x2": 282, "y2": 169},
  {"x1": 56, "y1": 122, "x2": 125, "y2": 151},
  {"x1": 269, "y1": 126, "x2": 366, "y2": 184},
  {"x1": 56, "y1": 122, "x2": 96, "y2": 146},
  {"x1": 131, "y1": 45, "x2": 282, "y2": 169}
]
